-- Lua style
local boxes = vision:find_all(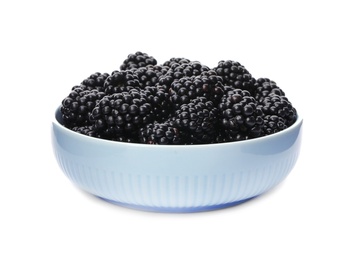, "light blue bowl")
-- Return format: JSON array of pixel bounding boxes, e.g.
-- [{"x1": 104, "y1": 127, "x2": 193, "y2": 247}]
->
[{"x1": 52, "y1": 106, "x2": 303, "y2": 213}]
